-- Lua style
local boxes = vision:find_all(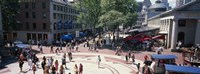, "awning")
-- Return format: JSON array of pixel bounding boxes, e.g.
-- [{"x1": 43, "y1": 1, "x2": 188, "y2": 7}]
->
[
  {"x1": 165, "y1": 64, "x2": 200, "y2": 73},
  {"x1": 151, "y1": 54, "x2": 177, "y2": 59},
  {"x1": 128, "y1": 29, "x2": 139, "y2": 33},
  {"x1": 15, "y1": 44, "x2": 30, "y2": 48},
  {"x1": 79, "y1": 32, "x2": 87, "y2": 37},
  {"x1": 61, "y1": 35, "x2": 73, "y2": 40},
  {"x1": 138, "y1": 26, "x2": 159, "y2": 32},
  {"x1": 152, "y1": 35, "x2": 165, "y2": 39}
]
